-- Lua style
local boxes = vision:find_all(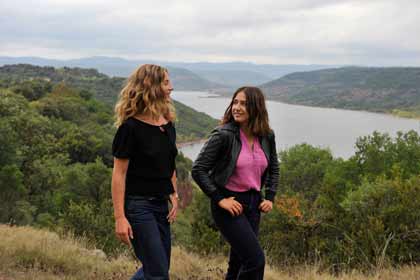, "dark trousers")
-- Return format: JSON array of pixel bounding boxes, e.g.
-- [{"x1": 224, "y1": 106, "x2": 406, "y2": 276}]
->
[
  {"x1": 125, "y1": 196, "x2": 171, "y2": 280},
  {"x1": 211, "y1": 189, "x2": 265, "y2": 280}
]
